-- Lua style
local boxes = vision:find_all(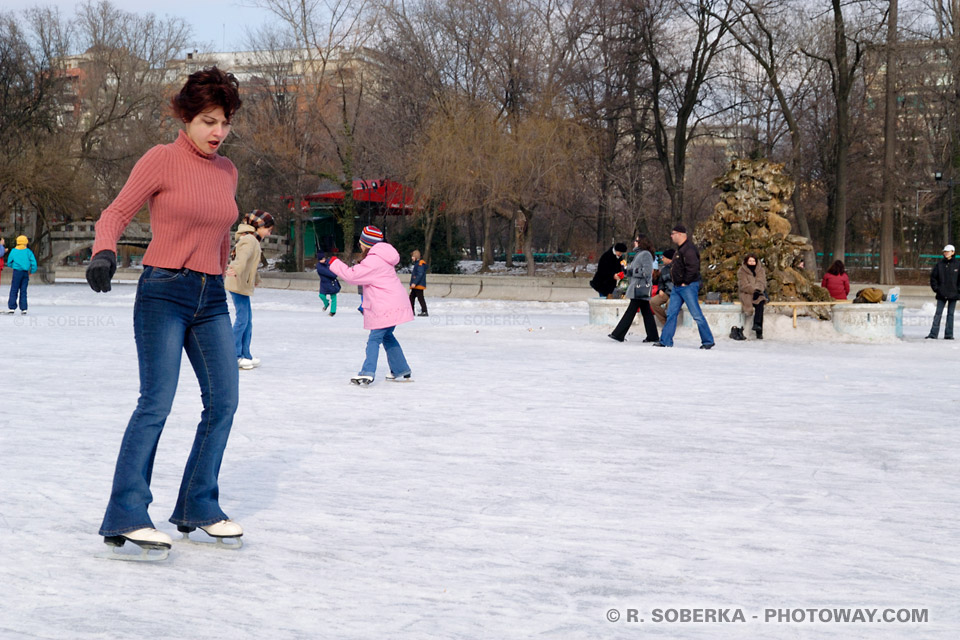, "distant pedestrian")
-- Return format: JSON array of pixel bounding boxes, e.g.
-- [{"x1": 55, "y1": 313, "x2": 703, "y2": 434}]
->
[
  {"x1": 926, "y1": 244, "x2": 960, "y2": 340},
  {"x1": 225, "y1": 210, "x2": 275, "y2": 369},
  {"x1": 315, "y1": 248, "x2": 341, "y2": 316},
  {"x1": 736, "y1": 253, "x2": 769, "y2": 340},
  {"x1": 0, "y1": 235, "x2": 6, "y2": 284},
  {"x1": 409, "y1": 249, "x2": 428, "y2": 316},
  {"x1": 821, "y1": 260, "x2": 850, "y2": 300},
  {"x1": 590, "y1": 242, "x2": 627, "y2": 298},
  {"x1": 654, "y1": 225, "x2": 715, "y2": 349},
  {"x1": 5, "y1": 235, "x2": 37, "y2": 315},
  {"x1": 608, "y1": 236, "x2": 659, "y2": 343}
]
